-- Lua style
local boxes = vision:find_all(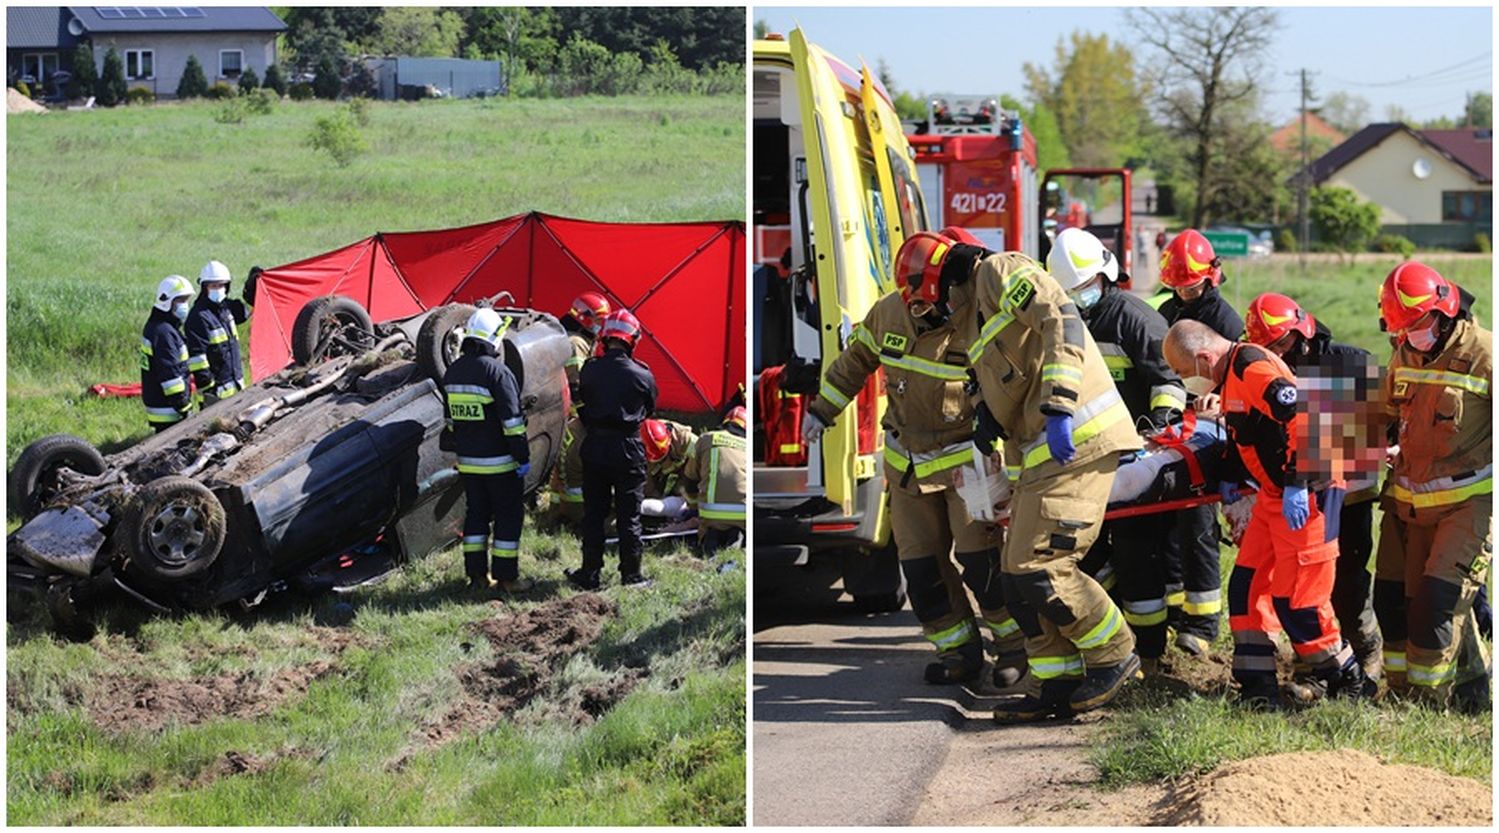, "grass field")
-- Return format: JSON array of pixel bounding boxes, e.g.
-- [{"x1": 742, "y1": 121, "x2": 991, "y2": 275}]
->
[
  {"x1": 7, "y1": 95, "x2": 743, "y2": 463},
  {"x1": 1095, "y1": 253, "x2": 1493, "y2": 789},
  {"x1": 6, "y1": 95, "x2": 745, "y2": 824}
]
